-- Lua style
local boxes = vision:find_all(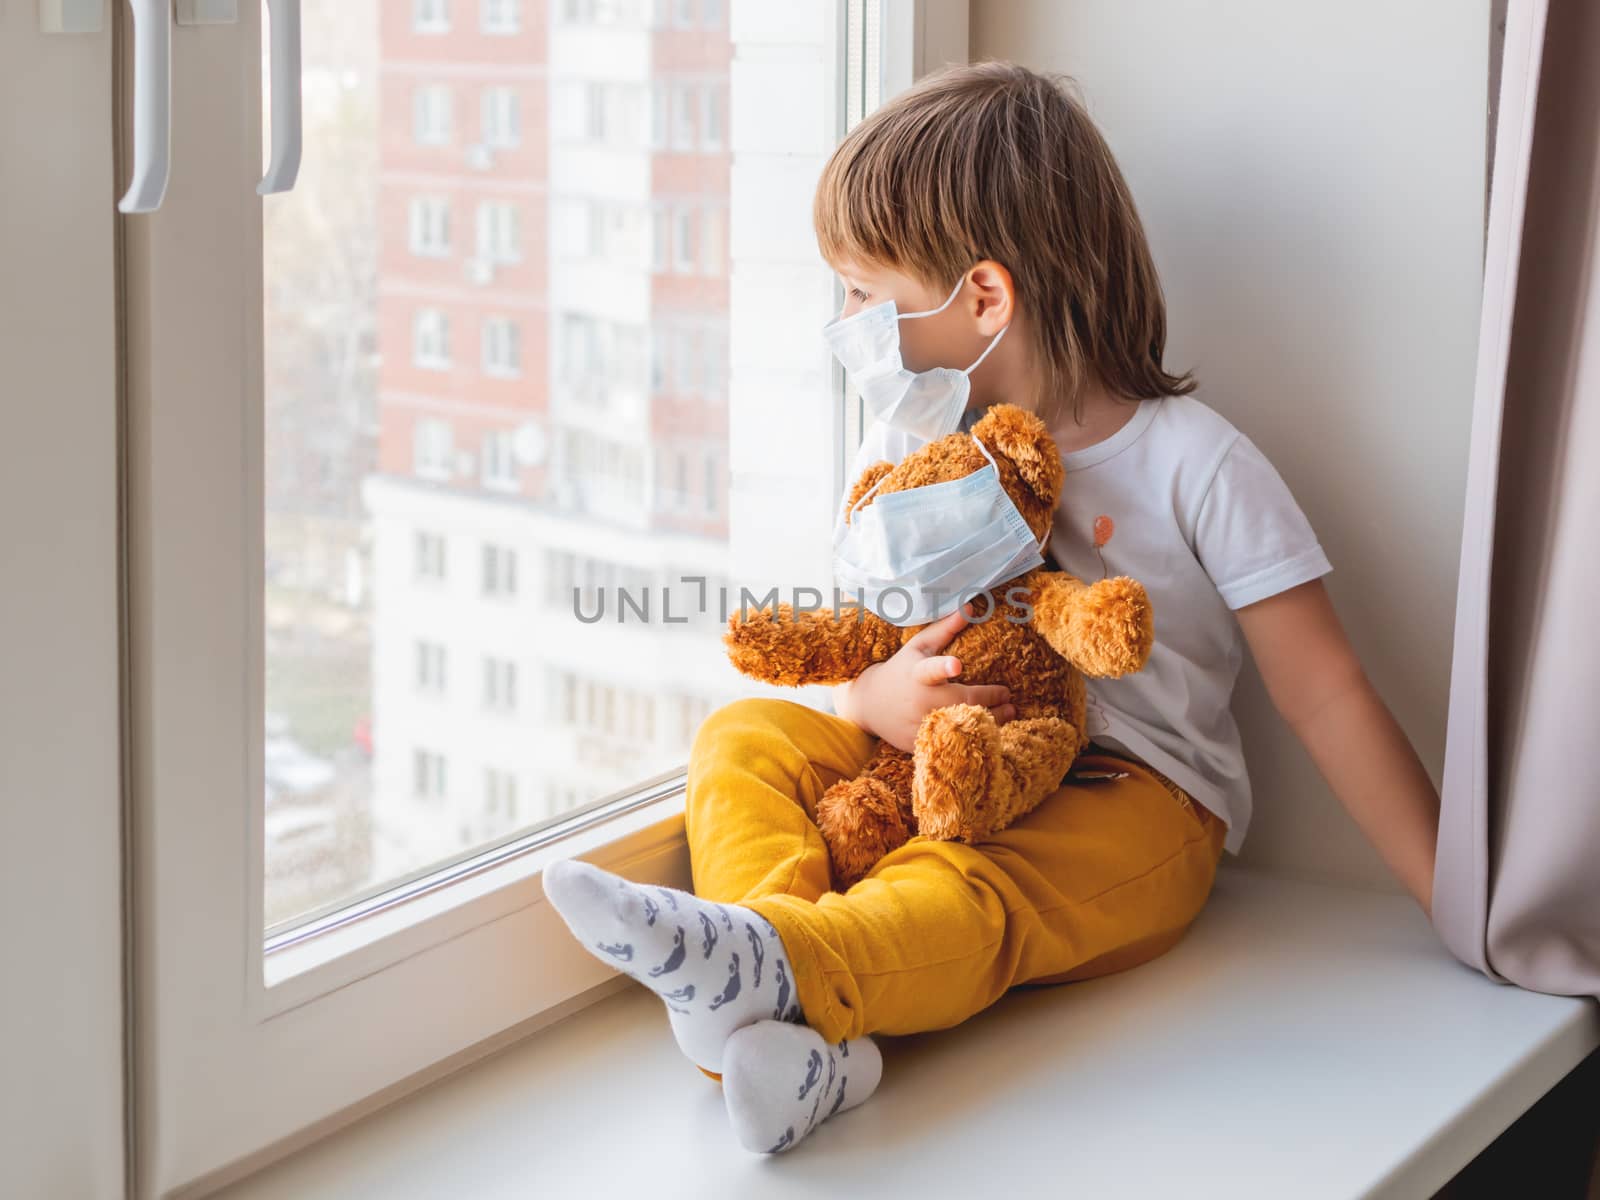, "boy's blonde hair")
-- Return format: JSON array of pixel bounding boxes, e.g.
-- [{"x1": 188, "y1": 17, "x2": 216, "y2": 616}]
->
[{"x1": 815, "y1": 61, "x2": 1195, "y2": 425}]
